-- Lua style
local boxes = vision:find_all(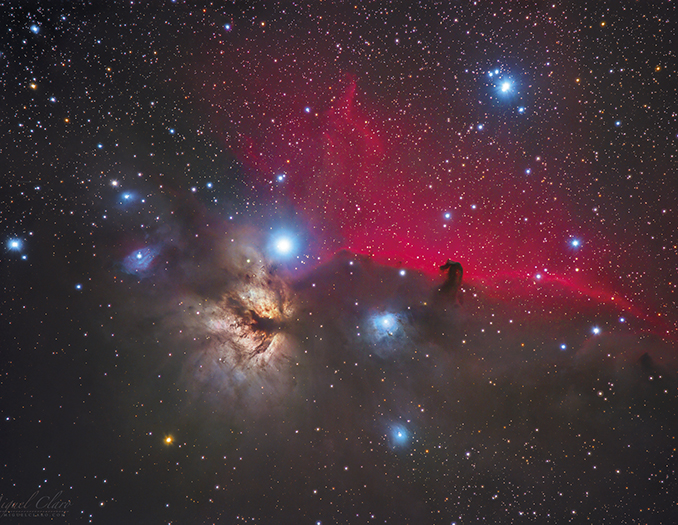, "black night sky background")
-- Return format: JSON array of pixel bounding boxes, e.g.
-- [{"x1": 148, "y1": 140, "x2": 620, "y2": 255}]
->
[{"x1": 2, "y1": 1, "x2": 678, "y2": 523}]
